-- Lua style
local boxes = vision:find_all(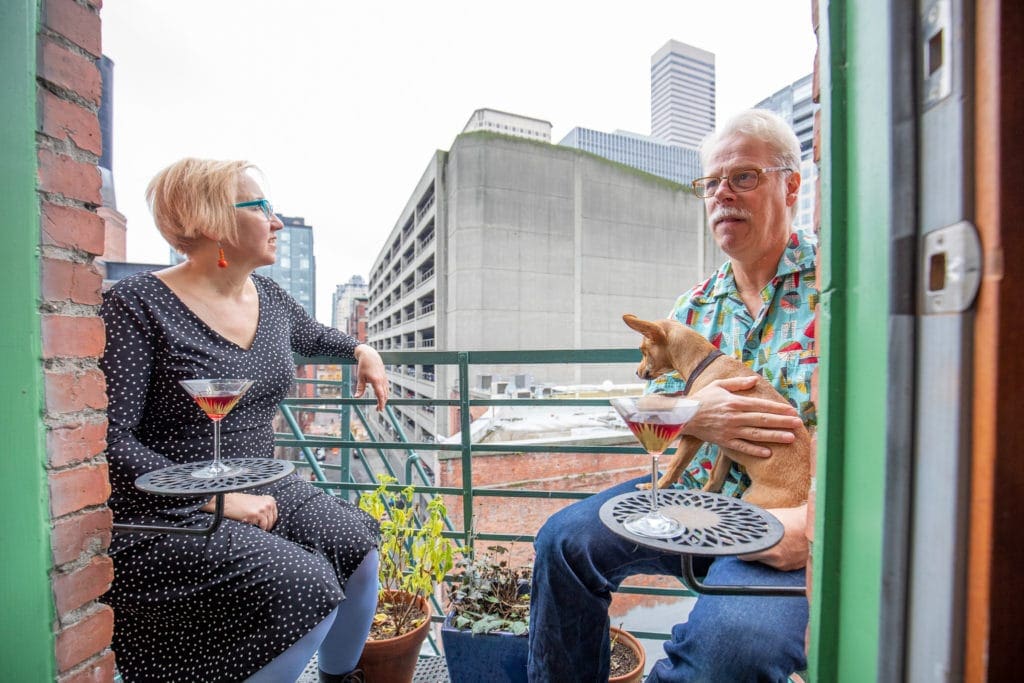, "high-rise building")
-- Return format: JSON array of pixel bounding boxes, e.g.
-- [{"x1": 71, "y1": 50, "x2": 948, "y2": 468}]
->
[
  {"x1": 557, "y1": 41, "x2": 713, "y2": 188},
  {"x1": 332, "y1": 275, "x2": 369, "y2": 335},
  {"x1": 559, "y1": 127, "x2": 701, "y2": 186},
  {"x1": 256, "y1": 215, "x2": 316, "y2": 316},
  {"x1": 754, "y1": 73, "x2": 818, "y2": 231},
  {"x1": 366, "y1": 127, "x2": 721, "y2": 444},
  {"x1": 650, "y1": 40, "x2": 716, "y2": 148}
]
